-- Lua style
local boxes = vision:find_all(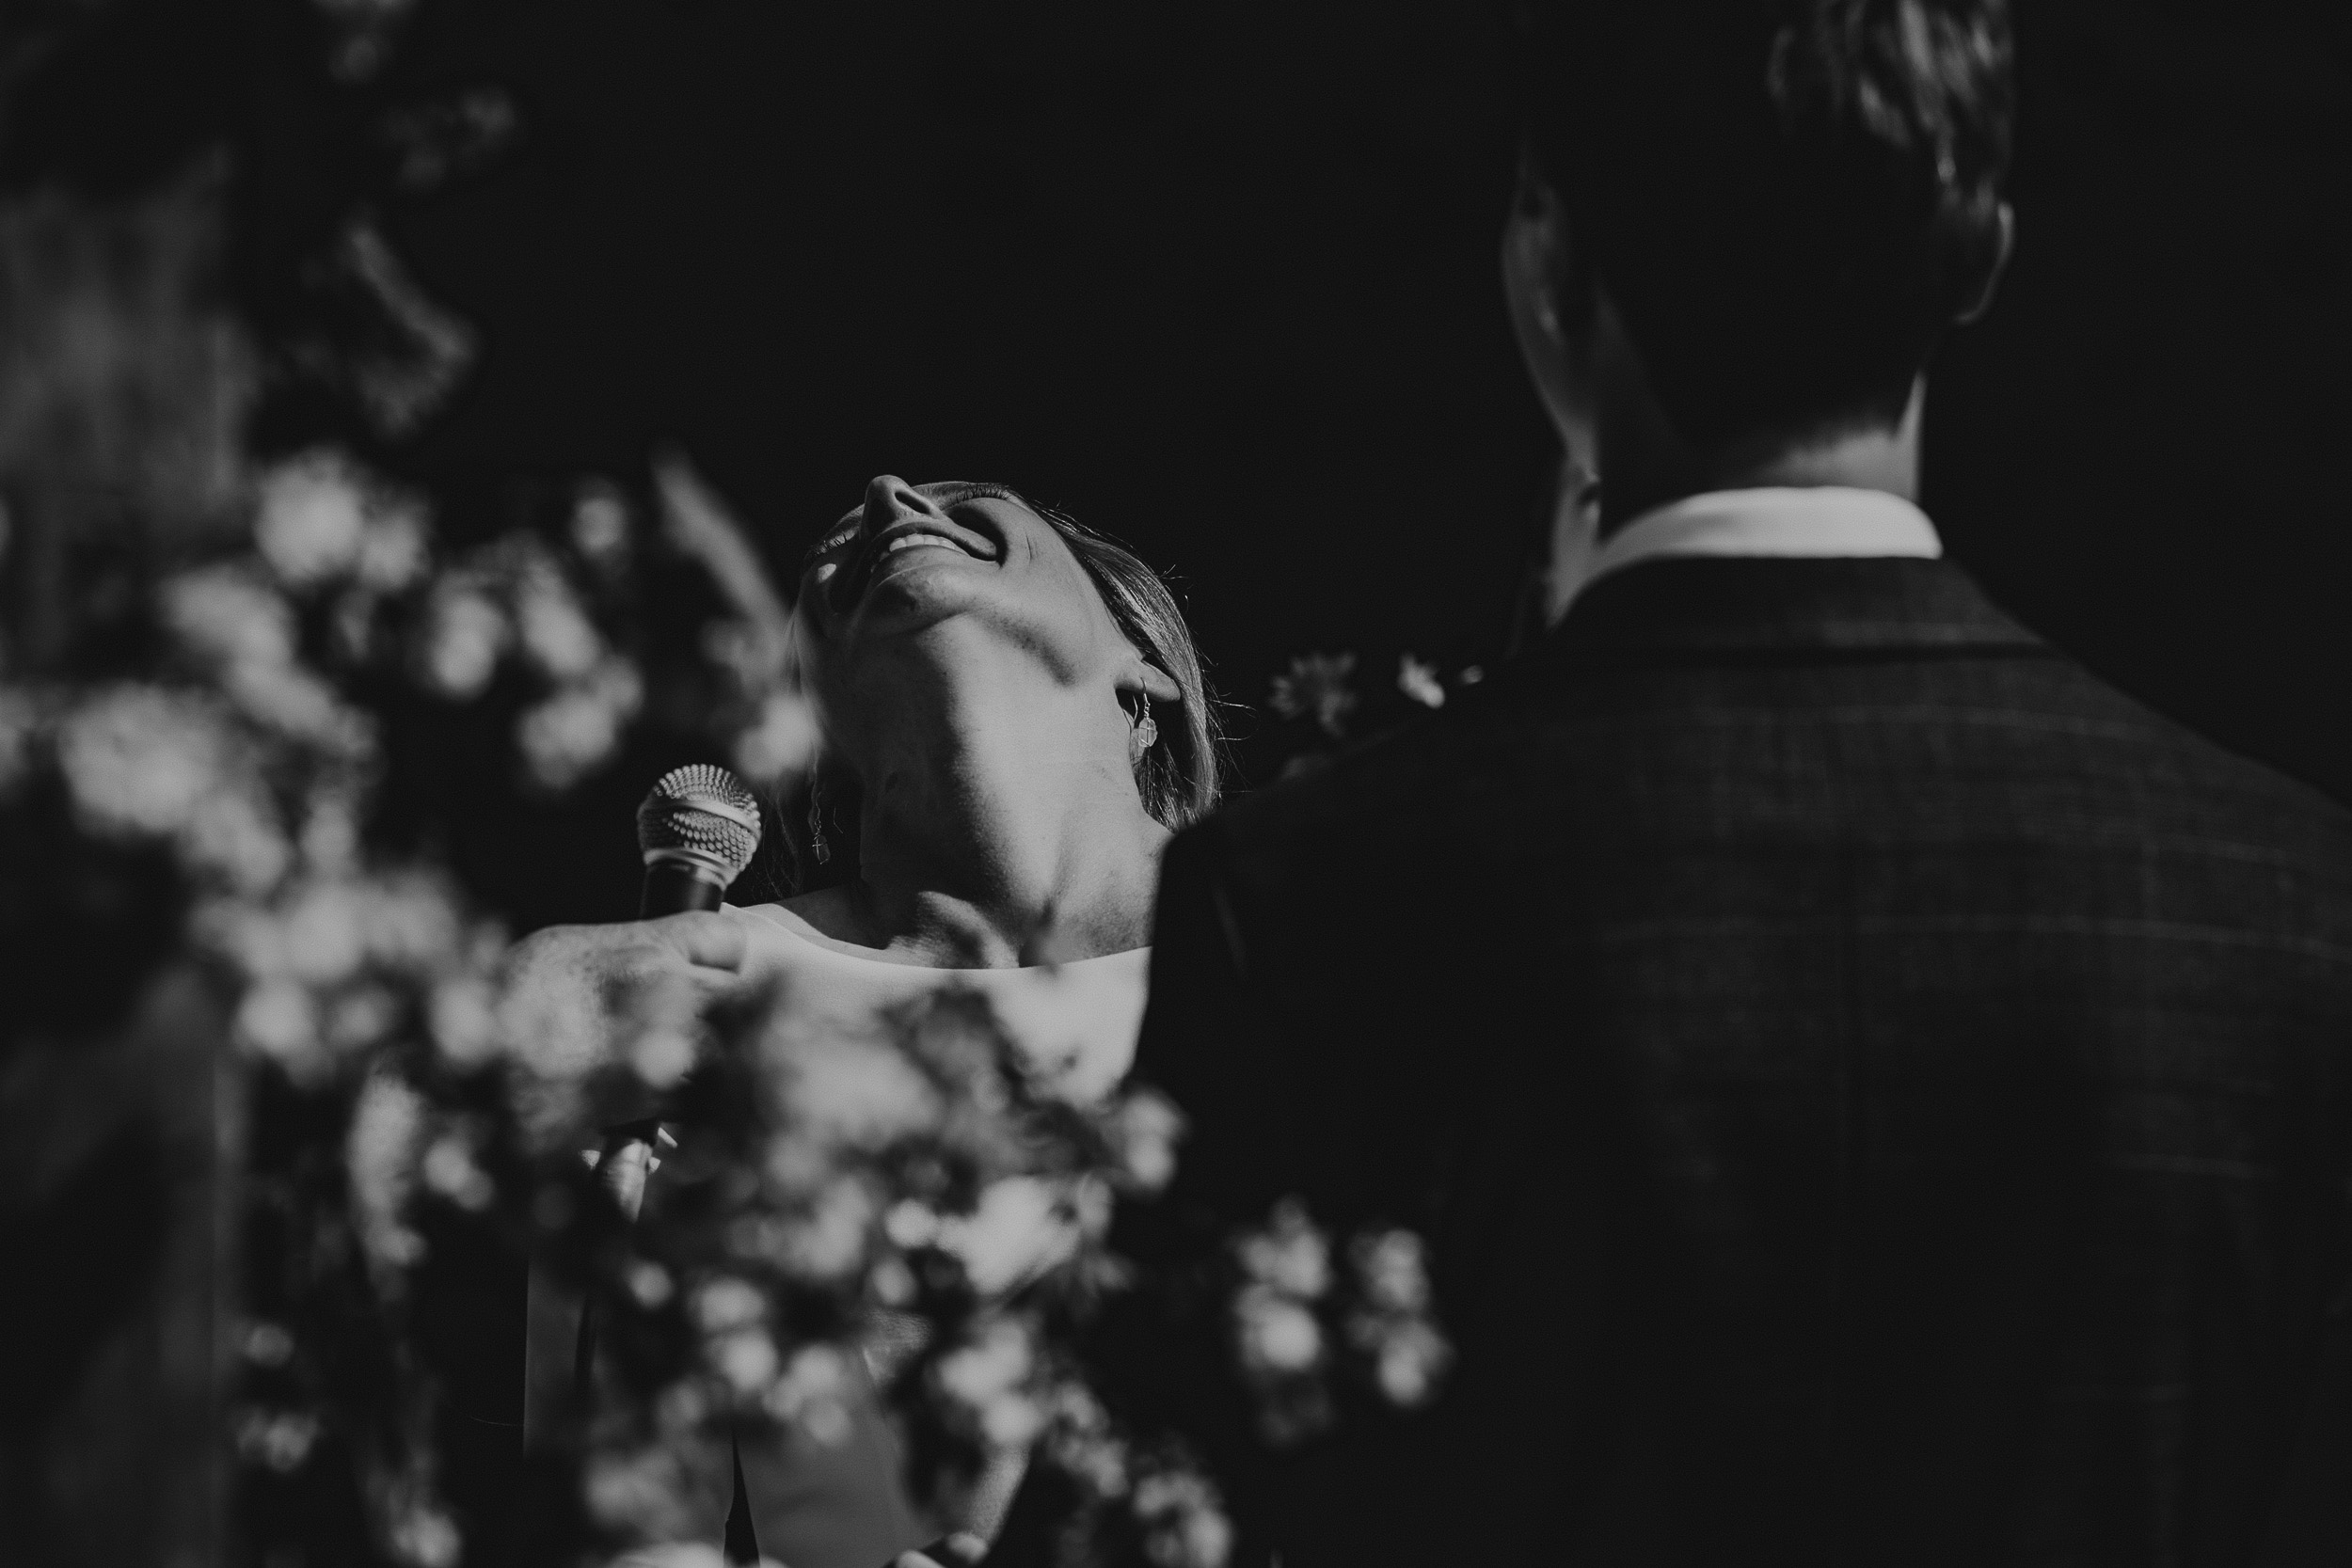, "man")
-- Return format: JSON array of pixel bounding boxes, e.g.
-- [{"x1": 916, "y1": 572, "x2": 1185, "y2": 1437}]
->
[{"x1": 1100, "y1": 3, "x2": 2352, "y2": 1563}]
